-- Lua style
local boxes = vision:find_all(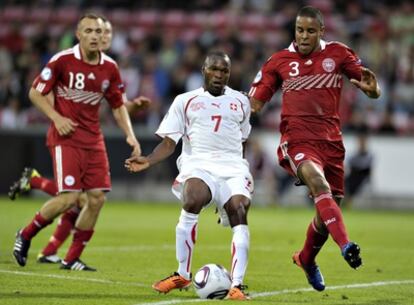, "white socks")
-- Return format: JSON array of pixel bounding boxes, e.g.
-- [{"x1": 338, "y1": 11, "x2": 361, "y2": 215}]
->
[
  {"x1": 230, "y1": 224, "x2": 250, "y2": 287},
  {"x1": 176, "y1": 209, "x2": 199, "y2": 280}
]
